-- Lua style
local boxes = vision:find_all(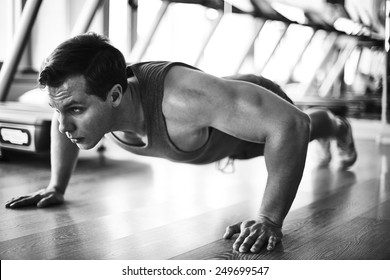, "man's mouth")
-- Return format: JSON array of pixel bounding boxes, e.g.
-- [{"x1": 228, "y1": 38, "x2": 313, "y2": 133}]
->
[{"x1": 70, "y1": 137, "x2": 84, "y2": 144}]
